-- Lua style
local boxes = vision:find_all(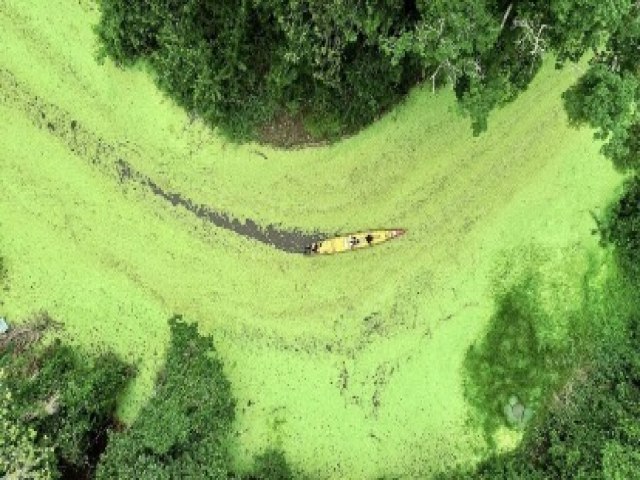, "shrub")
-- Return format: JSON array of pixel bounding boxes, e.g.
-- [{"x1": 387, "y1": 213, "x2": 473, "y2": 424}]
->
[
  {"x1": 599, "y1": 176, "x2": 640, "y2": 280},
  {"x1": 96, "y1": 316, "x2": 236, "y2": 479},
  {"x1": 0, "y1": 324, "x2": 133, "y2": 474},
  {"x1": 0, "y1": 369, "x2": 58, "y2": 480}
]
